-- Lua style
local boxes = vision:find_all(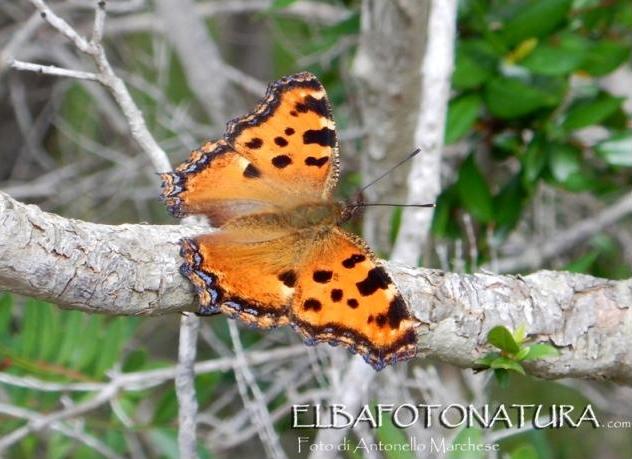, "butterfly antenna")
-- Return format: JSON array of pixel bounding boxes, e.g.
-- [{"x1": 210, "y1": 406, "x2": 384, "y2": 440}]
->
[
  {"x1": 356, "y1": 203, "x2": 435, "y2": 208},
  {"x1": 357, "y1": 147, "x2": 422, "y2": 195}
]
